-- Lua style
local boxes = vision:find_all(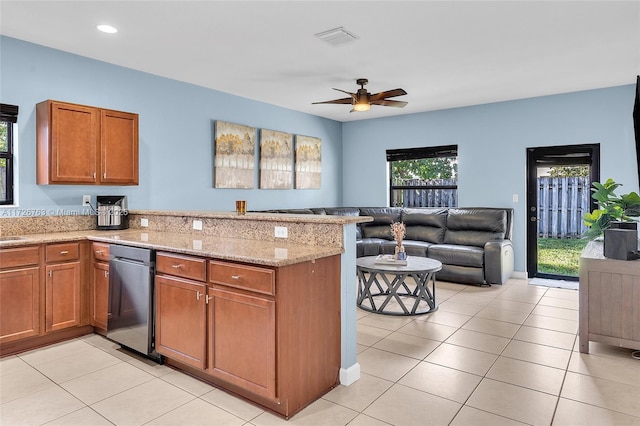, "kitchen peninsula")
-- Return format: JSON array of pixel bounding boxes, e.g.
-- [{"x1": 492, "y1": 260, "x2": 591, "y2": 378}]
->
[{"x1": 0, "y1": 210, "x2": 370, "y2": 418}]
